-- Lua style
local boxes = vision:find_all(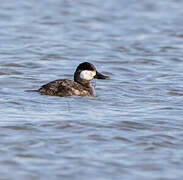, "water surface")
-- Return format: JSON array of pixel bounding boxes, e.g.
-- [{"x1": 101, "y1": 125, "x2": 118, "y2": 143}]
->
[{"x1": 1, "y1": 0, "x2": 183, "y2": 179}]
